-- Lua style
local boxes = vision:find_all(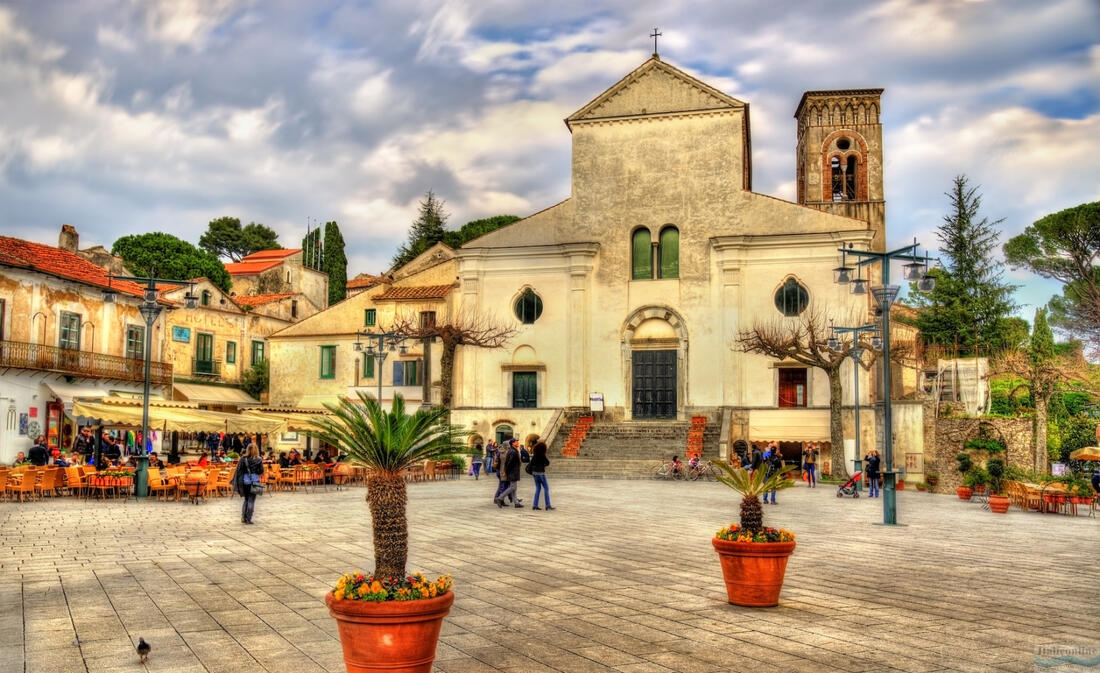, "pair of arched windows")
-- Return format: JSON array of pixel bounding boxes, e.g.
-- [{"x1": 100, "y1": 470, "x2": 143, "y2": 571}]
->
[{"x1": 631, "y1": 226, "x2": 679, "y2": 280}]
